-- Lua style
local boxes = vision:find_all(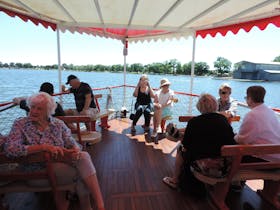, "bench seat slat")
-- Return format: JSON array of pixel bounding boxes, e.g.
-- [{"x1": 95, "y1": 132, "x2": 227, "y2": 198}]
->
[{"x1": 191, "y1": 144, "x2": 280, "y2": 210}]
